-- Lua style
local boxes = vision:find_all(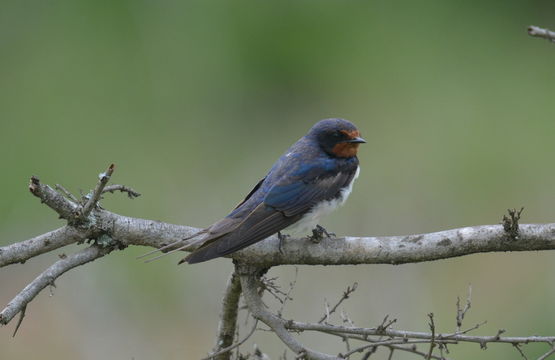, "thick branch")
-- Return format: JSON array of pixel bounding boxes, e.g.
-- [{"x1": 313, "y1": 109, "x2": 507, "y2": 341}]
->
[
  {"x1": 0, "y1": 212, "x2": 199, "y2": 268},
  {"x1": 212, "y1": 271, "x2": 242, "y2": 360},
  {"x1": 0, "y1": 245, "x2": 113, "y2": 325},
  {"x1": 6, "y1": 211, "x2": 555, "y2": 268},
  {"x1": 10, "y1": 168, "x2": 555, "y2": 268},
  {"x1": 233, "y1": 223, "x2": 555, "y2": 266}
]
